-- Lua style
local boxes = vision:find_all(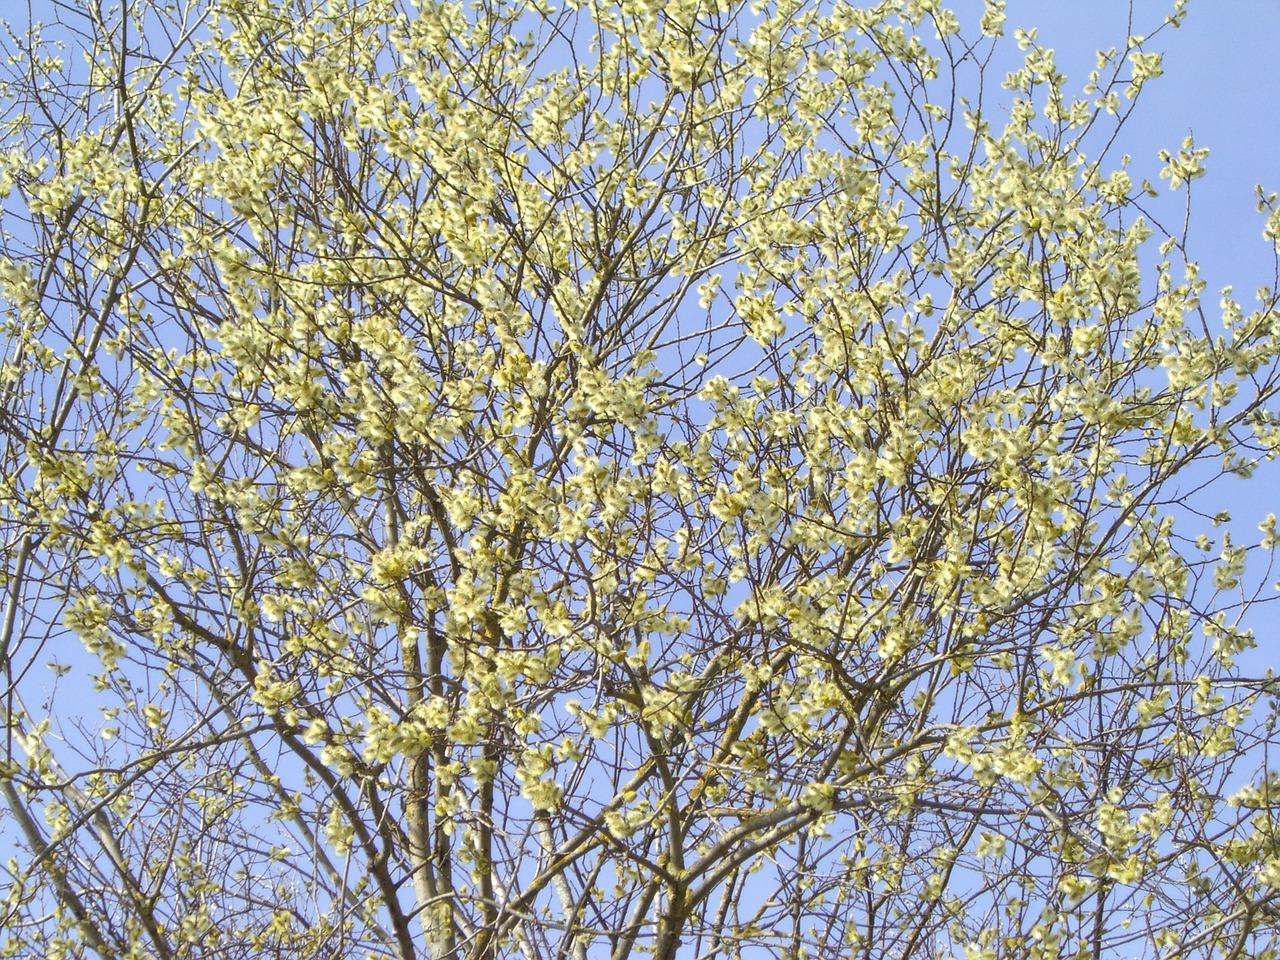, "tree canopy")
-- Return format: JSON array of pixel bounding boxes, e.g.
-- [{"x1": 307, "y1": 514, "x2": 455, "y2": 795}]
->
[{"x1": 3, "y1": 0, "x2": 1280, "y2": 957}]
